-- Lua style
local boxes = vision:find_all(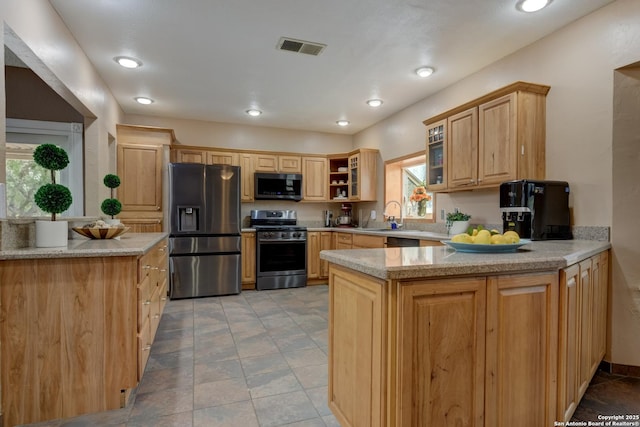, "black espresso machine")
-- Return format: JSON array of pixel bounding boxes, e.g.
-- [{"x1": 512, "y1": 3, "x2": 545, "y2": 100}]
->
[{"x1": 500, "y1": 180, "x2": 573, "y2": 240}]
